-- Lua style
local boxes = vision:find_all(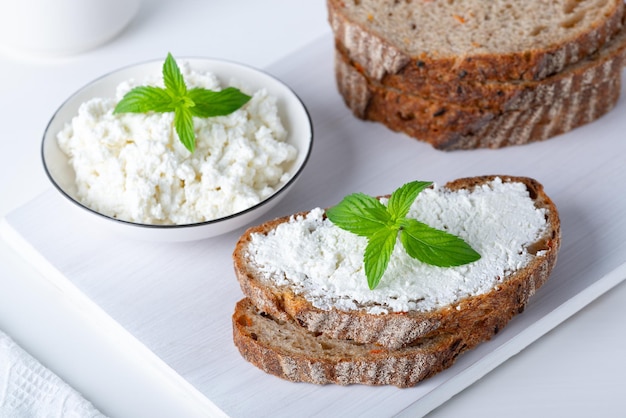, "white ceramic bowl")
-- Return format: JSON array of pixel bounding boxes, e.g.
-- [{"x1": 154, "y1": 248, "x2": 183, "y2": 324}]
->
[{"x1": 42, "y1": 58, "x2": 313, "y2": 242}]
